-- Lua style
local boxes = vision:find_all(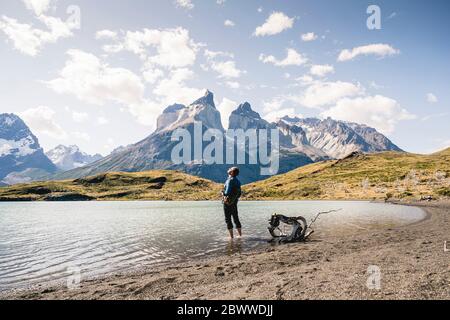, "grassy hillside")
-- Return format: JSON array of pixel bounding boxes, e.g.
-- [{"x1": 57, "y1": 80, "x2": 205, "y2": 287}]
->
[
  {"x1": 243, "y1": 148, "x2": 450, "y2": 201},
  {"x1": 0, "y1": 170, "x2": 222, "y2": 201},
  {"x1": 0, "y1": 149, "x2": 448, "y2": 201}
]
